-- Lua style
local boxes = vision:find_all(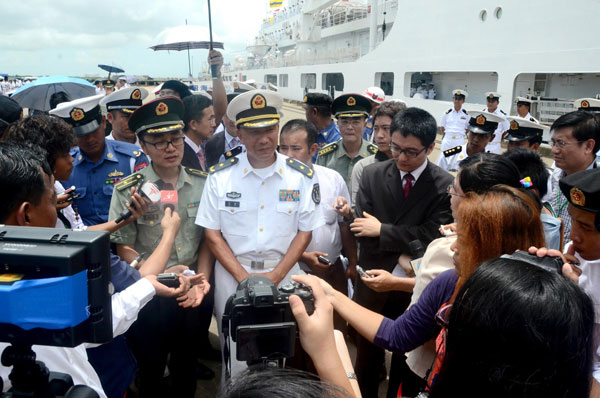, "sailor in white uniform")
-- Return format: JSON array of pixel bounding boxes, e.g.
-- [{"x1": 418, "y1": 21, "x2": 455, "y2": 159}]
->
[
  {"x1": 440, "y1": 89, "x2": 470, "y2": 151},
  {"x1": 482, "y1": 92, "x2": 510, "y2": 154},
  {"x1": 436, "y1": 110, "x2": 503, "y2": 174},
  {"x1": 515, "y1": 96, "x2": 539, "y2": 122}
]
